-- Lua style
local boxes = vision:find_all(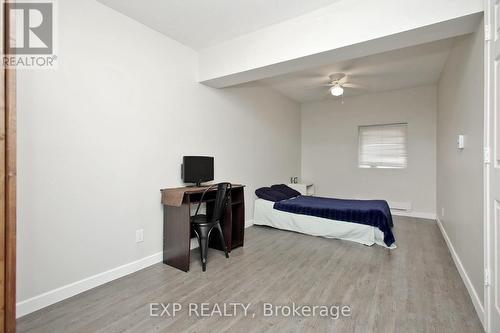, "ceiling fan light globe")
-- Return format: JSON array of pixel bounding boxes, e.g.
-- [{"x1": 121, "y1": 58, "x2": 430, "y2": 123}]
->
[{"x1": 330, "y1": 85, "x2": 344, "y2": 96}]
